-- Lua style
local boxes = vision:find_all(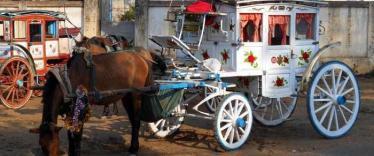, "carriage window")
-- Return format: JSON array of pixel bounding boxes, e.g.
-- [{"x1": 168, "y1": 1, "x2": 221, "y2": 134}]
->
[
  {"x1": 0, "y1": 21, "x2": 4, "y2": 41},
  {"x1": 13, "y1": 21, "x2": 26, "y2": 39},
  {"x1": 30, "y1": 23, "x2": 42, "y2": 42},
  {"x1": 46, "y1": 21, "x2": 57, "y2": 39},
  {"x1": 240, "y1": 13, "x2": 262, "y2": 42},
  {"x1": 268, "y1": 15, "x2": 290, "y2": 45},
  {"x1": 296, "y1": 13, "x2": 315, "y2": 40}
]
